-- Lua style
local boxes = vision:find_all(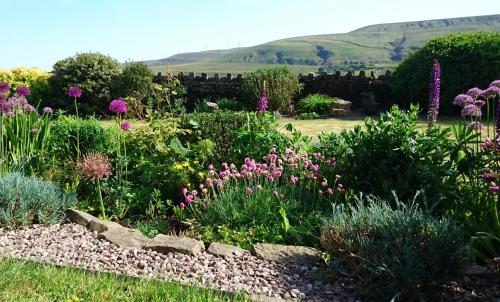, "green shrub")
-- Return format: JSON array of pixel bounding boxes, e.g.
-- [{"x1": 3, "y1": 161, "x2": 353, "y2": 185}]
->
[
  {"x1": 297, "y1": 112, "x2": 321, "y2": 120},
  {"x1": 315, "y1": 105, "x2": 460, "y2": 209},
  {"x1": 0, "y1": 67, "x2": 51, "y2": 104},
  {"x1": 297, "y1": 94, "x2": 335, "y2": 115},
  {"x1": 179, "y1": 111, "x2": 248, "y2": 163},
  {"x1": 242, "y1": 67, "x2": 302, "y2": 113},
  {"x1": 114, "y1": 62, "x2": 153, "y2": 101},
  {"x1": 0, "y1": 173, "x2": 76, "y2": 227},
  {"x1": 321, "y1": 195, "x2": 466, "y2": 300},
  {"x1": 390, "y1": 32, "x2": 500, "y2": 115},
  {"x1": 49, "y1": 53, "x2": 121, "y2": 115},
  {"x1": 217, "y1": 98, "x2": 244, "y2": 111}
]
